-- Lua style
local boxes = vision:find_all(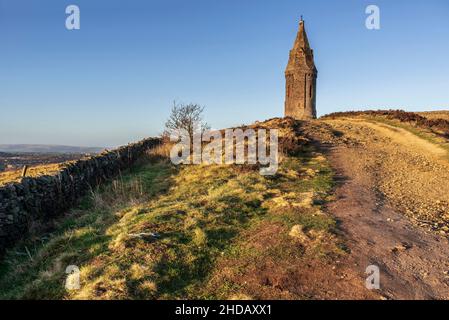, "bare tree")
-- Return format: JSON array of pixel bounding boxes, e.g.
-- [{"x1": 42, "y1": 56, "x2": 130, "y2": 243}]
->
[{"x1": 164, "y1": 102, "x2": 210, "y2": 140}]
